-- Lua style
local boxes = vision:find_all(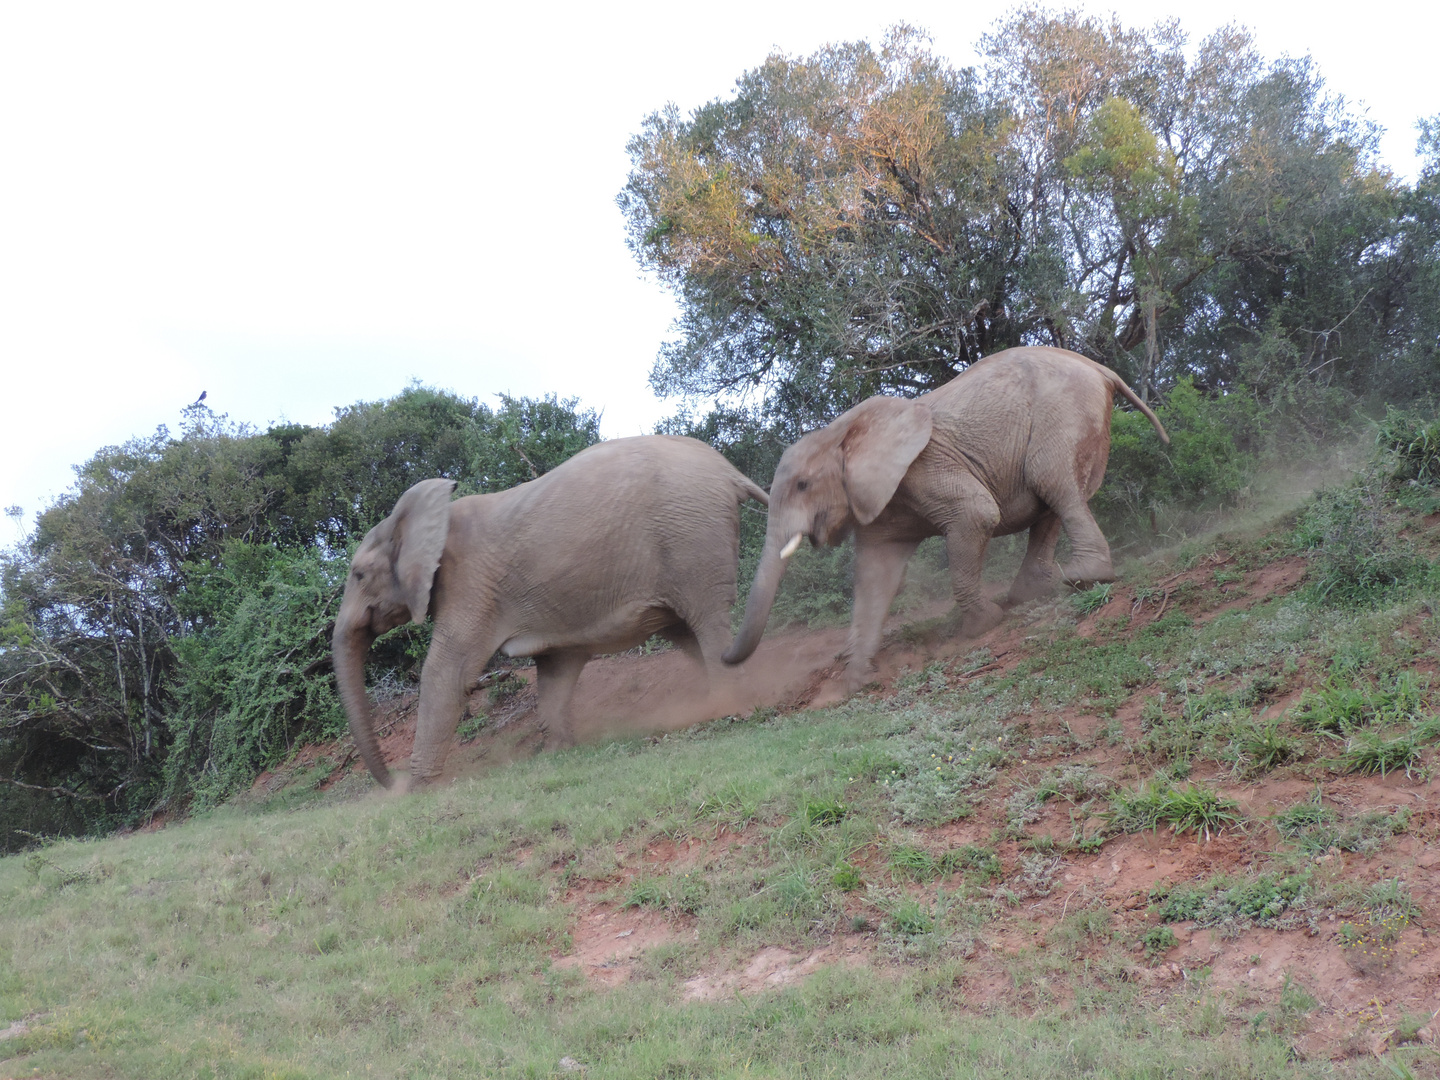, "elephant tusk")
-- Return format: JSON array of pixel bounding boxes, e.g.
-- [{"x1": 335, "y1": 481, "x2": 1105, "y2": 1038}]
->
[{"x1": 780, "y1": 533, "x2": 804, "y2": 559}]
